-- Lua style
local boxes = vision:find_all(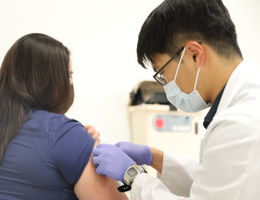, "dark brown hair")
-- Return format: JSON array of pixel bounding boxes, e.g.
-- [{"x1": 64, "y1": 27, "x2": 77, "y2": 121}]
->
[
  {"x1": 0, "y1": 33, "x2": 73, "y2": 160},
  {"x1": 137, "y1": 0, "x2": 242, "y2": 68}
]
